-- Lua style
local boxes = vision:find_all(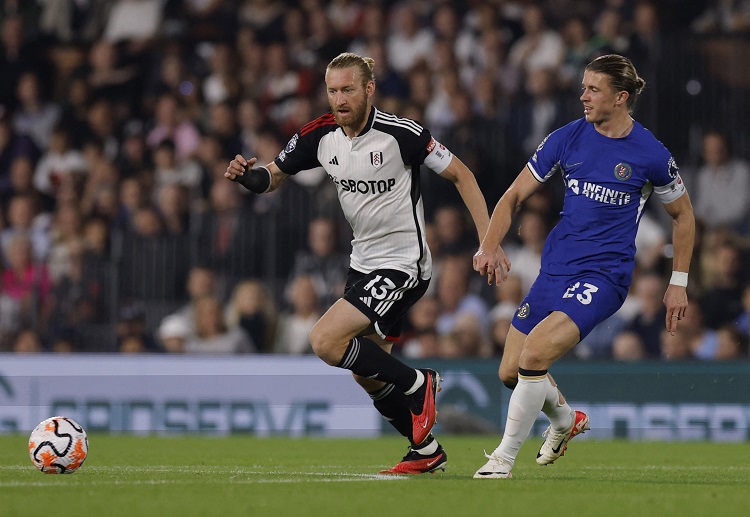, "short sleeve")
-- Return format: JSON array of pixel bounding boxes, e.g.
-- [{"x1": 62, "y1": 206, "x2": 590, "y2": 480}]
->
[
  {"x1": 398, "y1": 124, "x2": 433, "y2": 166},
  {"x1": 528, "y1": 130, "x2": 565, "y2": 183},
  {"x1": 274, "y1": 132, "x2": 321, "y2": 175},
  {"x1": 652, "y1": 156, "x2": 687, "y2": 203},
  {"x1": 423, "y1": 137, "x2": 453, "y2": 174}
]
